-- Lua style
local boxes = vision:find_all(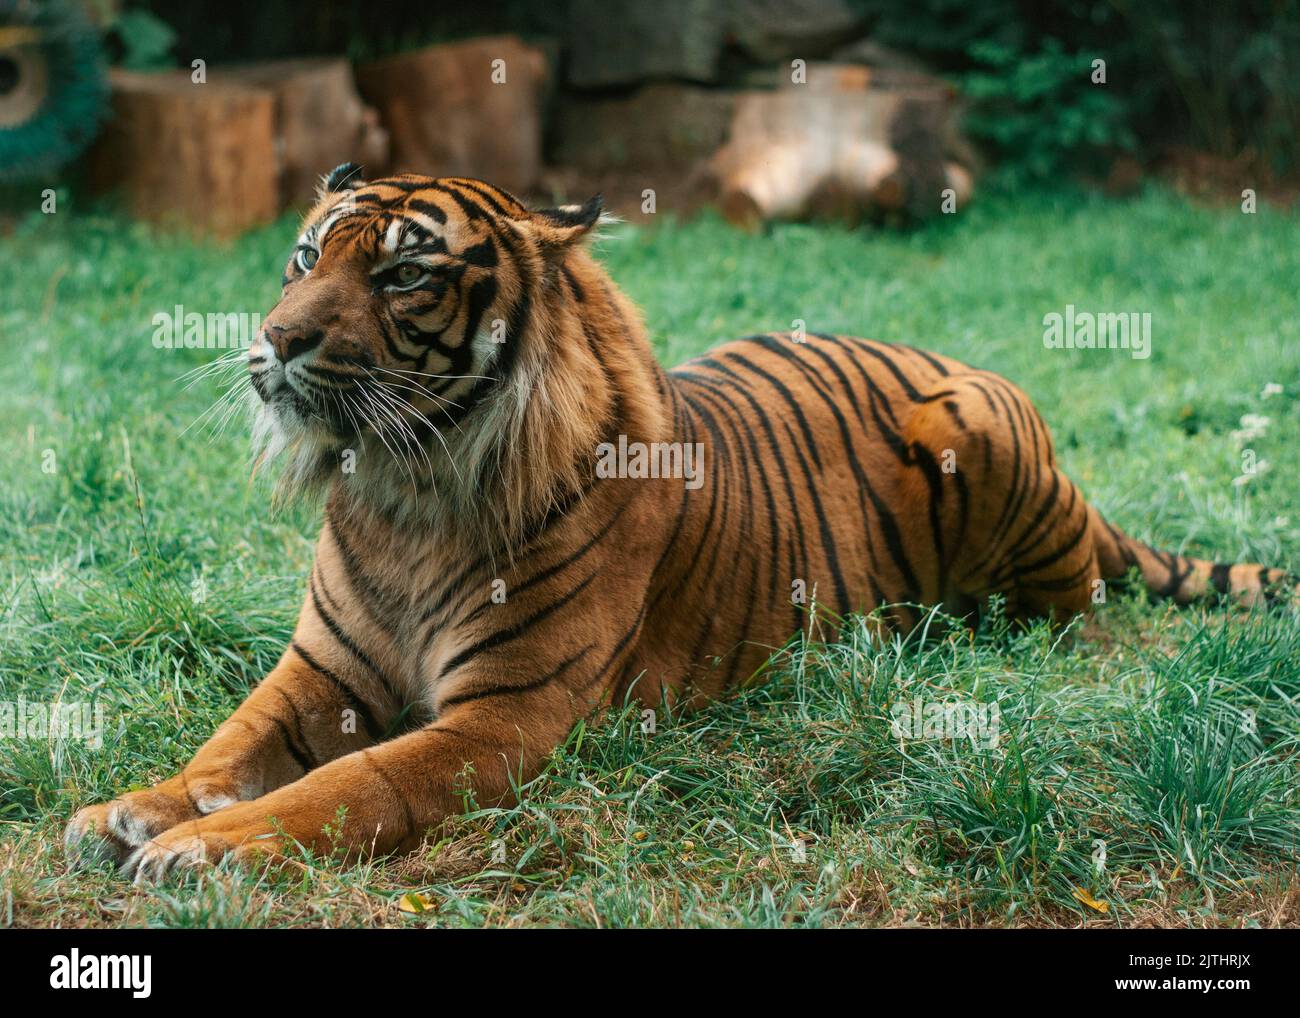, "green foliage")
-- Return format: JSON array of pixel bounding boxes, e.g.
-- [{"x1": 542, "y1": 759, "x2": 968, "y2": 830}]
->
[
  {"x1": 856, "y1": 0, "x2": 1300, "y2": 182},
  {"x1": 0, "y1": 0, "x2": 108, "y2": 182},
  {"x1": 108, "y1": 8, "x2": 178, "y2": 71},
  {"x1": 961, "y1": 38, "x2": 1134, "y2": 184}
]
